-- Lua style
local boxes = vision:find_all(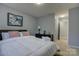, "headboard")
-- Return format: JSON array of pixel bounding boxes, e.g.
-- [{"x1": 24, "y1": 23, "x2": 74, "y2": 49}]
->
[{"x1": 0, "y1": 30, "x2": 27, "y2": 41}]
